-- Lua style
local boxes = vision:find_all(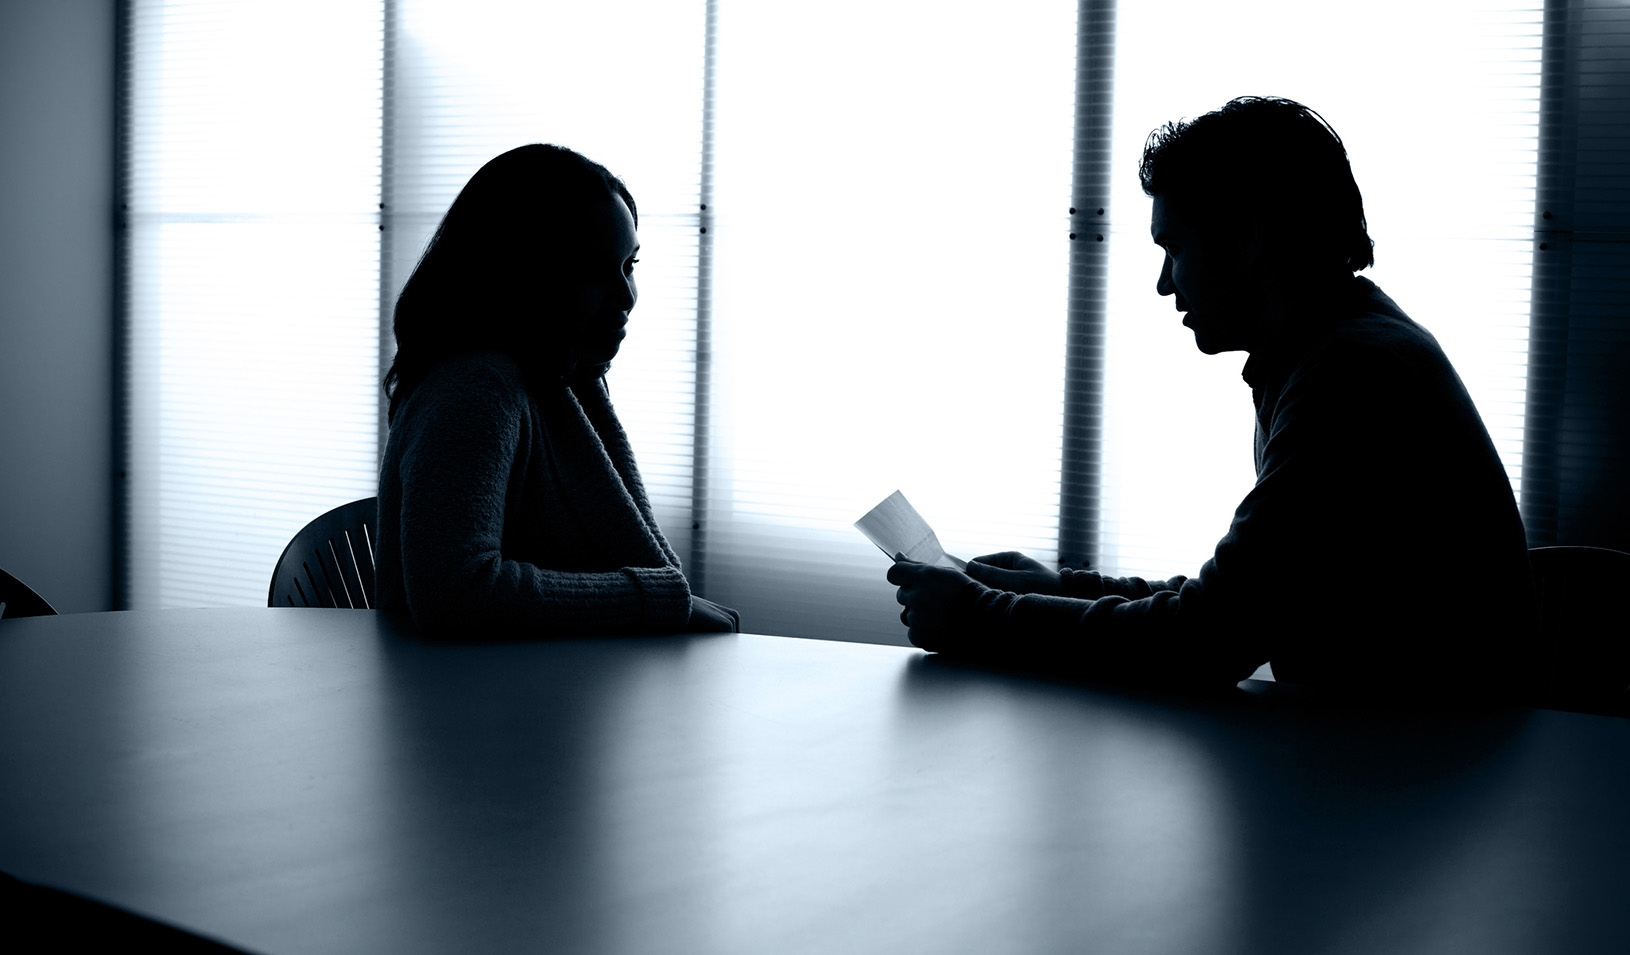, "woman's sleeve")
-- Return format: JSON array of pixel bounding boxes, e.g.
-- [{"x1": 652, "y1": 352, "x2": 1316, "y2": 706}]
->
[{"x1": 392, "y1": 366, "x2": 691, "y2": 637}]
